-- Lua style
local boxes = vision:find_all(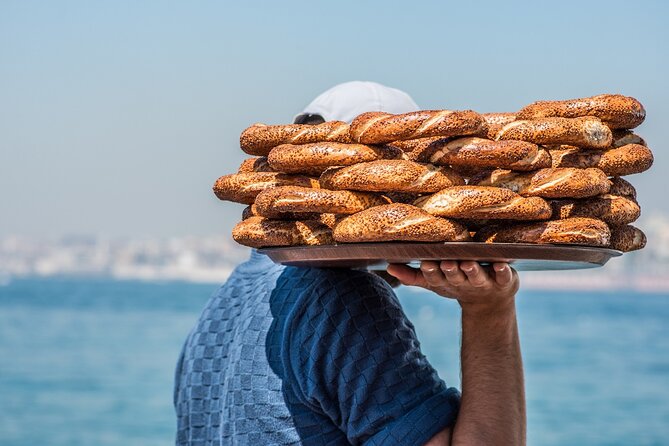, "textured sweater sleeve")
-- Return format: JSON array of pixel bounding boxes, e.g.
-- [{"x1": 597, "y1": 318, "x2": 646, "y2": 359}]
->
[{"x1": 283, "y1": 268, "x2": 461, "y2": 445}]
